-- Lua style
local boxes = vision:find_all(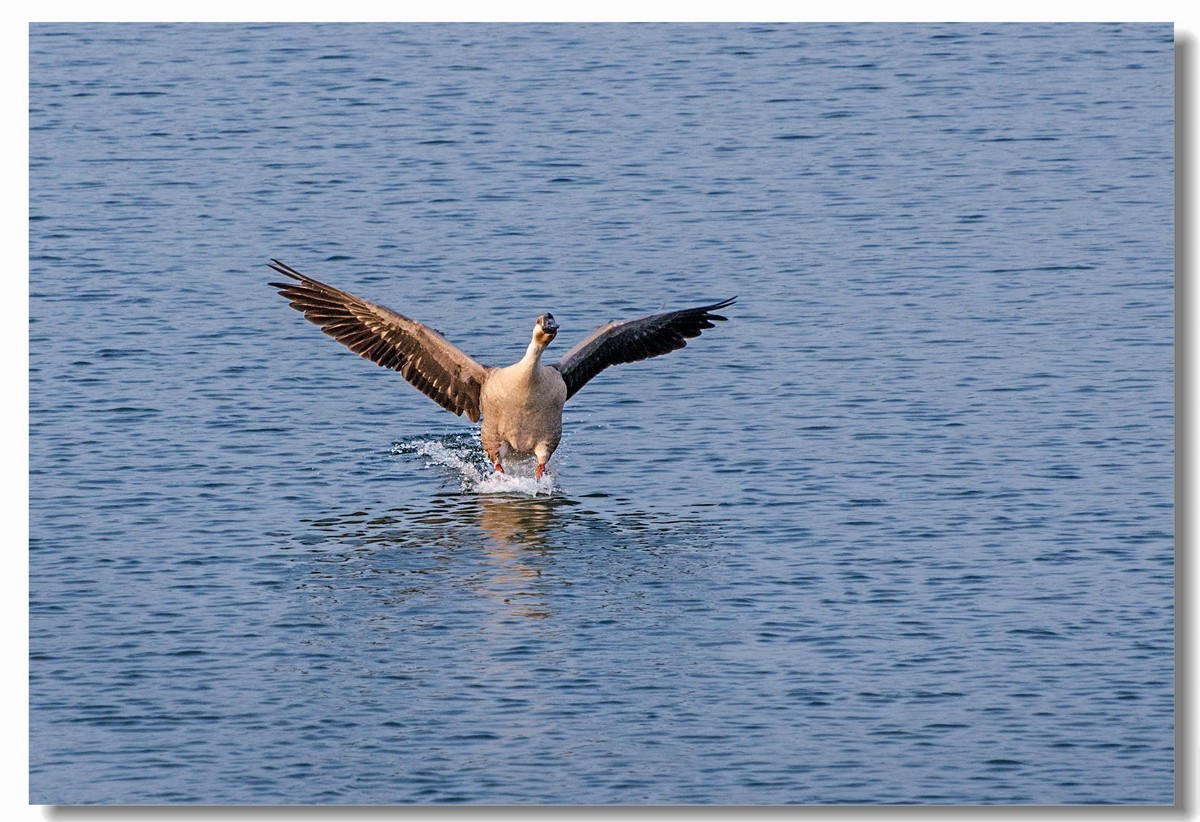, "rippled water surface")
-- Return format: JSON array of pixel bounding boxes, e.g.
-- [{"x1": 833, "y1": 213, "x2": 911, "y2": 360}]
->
[{"x1": 29, "y1": 23, "x2": 1174, "y2": 804}]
